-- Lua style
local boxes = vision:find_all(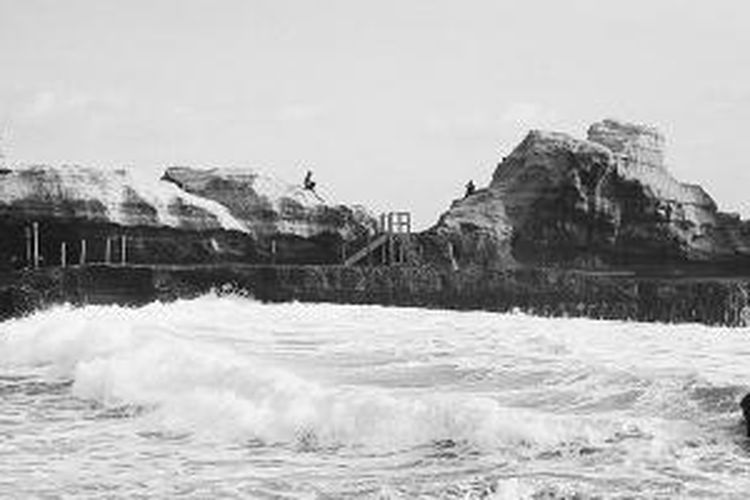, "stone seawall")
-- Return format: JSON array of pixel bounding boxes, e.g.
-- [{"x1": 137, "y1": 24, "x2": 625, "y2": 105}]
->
[{"x1": 1, "y1": 264, "x2": 749, "y2": 327}]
